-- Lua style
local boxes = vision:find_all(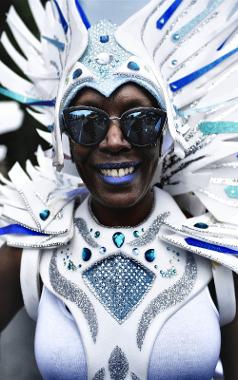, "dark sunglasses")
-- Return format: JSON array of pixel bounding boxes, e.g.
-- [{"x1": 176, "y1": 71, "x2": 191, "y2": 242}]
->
[{"x1": 62, "y1": 106, "x2": 167, "y2": 147}]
